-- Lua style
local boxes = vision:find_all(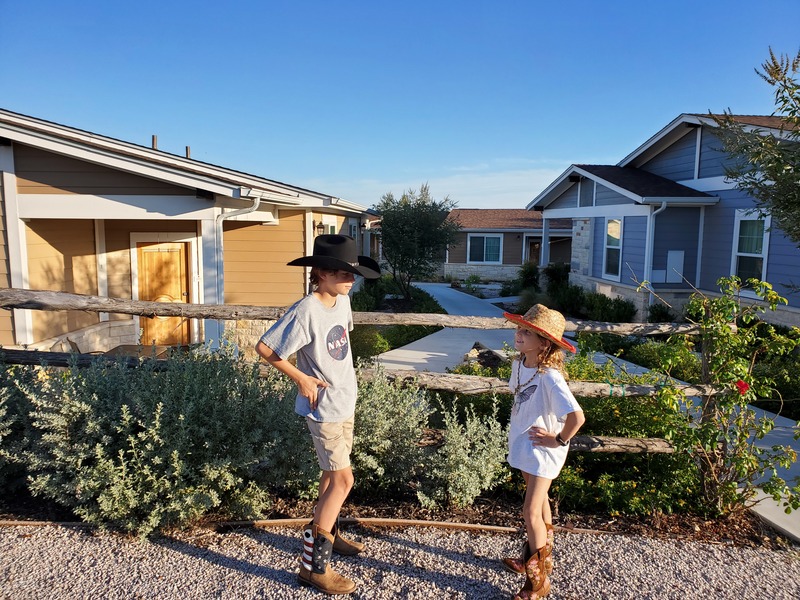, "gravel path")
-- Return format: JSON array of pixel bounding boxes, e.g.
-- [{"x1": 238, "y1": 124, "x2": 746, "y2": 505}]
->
[{"x1": 2, "y1": 523, "x2": 800, "y2": 599}]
